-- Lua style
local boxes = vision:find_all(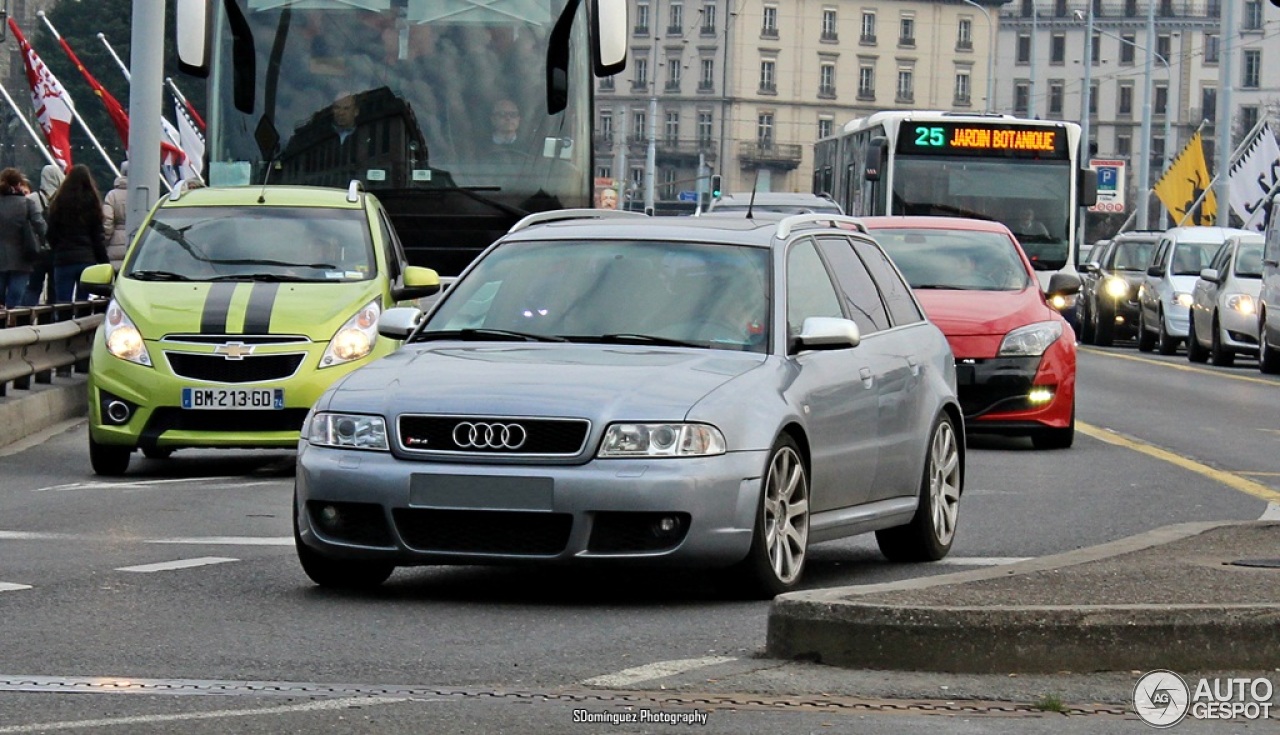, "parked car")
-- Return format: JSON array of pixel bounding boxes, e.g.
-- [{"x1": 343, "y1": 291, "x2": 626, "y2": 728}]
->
[
  {"x1": 1188, "y1": 233, "x2": 1265, "y2": 366},
  {"x1": 858, "y1": 216, "x2": 1080, "y2": 449},
  {"x1": 294, "y1": 210, "x2": 964, "y2": 596},
  {"x1": 1137, "y1": 227, "x2": 1253, "y2": 355},
  {"x1": 706, "y1": 191, "x2": 843, "y2": 215},
  {"x1": 1076, "y1": 231, "x2": 1161, "y2": 346},
  {"x1": 1257, "y1": 194, "x2": 1280, "y2": 373},
  {"x1": 79, "y1": 182, "x2": 441, "y2": 475}
]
